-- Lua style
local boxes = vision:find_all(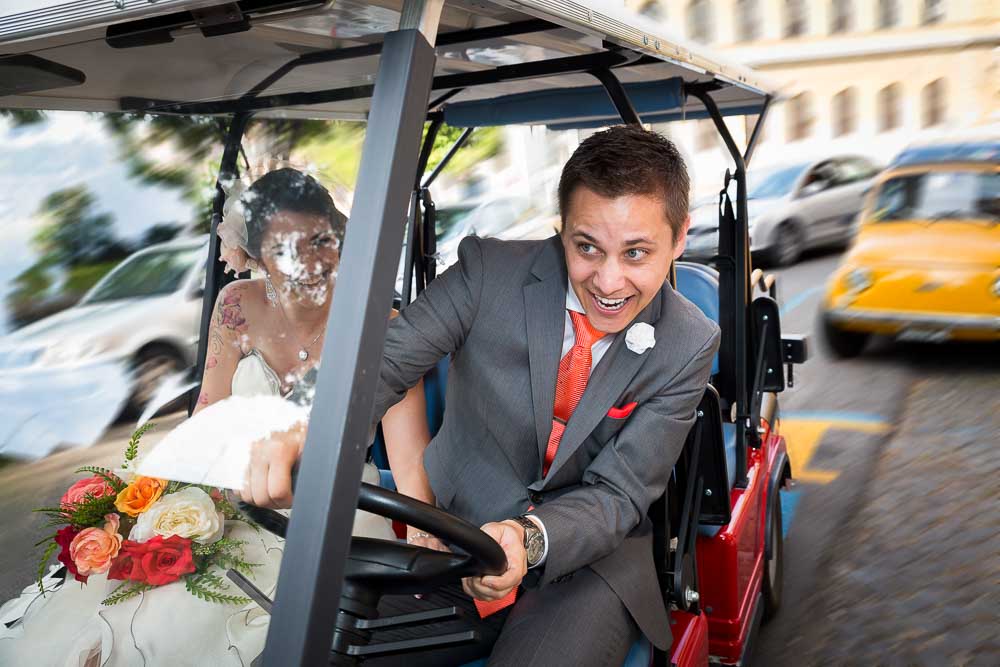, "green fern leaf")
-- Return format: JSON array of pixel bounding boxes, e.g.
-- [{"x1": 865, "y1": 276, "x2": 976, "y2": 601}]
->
[
  {"x1": 35, "y1": 541, "x2": 59, "y2": 596},
  {"x1": 122, "y1": 422, "x2": 155, "y2": 468},
  {"x1": 101, "y1": 582, "x2": 153, "y2": 606}
]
